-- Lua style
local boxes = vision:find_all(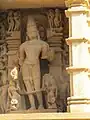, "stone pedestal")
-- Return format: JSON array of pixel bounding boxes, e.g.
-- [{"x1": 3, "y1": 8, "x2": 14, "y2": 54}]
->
[{"x1": 65, "y1": 0, "x2": 90, "y2": 112}]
